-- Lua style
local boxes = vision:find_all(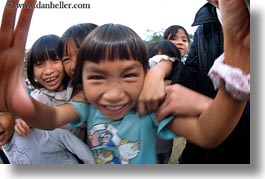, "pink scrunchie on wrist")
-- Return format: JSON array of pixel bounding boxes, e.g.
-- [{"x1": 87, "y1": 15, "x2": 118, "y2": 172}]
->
[{"x1": 208, "y1": 53, "x2": 250, "y2": 101}]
